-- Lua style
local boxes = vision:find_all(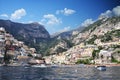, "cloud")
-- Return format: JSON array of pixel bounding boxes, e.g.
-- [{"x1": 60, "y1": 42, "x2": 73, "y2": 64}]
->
[
  {"x1": 10, "y1": 8, "x2": 26, "y2": 20},
  {"x1": 81, "y1": 19, "x2": 94, "y2": 27},
  {"x1": 58, "y1": 26, "x2": 71, "y2": 33},
  {"x1": 98, "y1": 6, "x2": 120, "y2": 19},
  {"x1": 113, "y1": 6, "x2": 120, "y2": 16},
  {"x1": 62, "y1": 26, "x2": 70, "y2": 32},
  {"x1": 99, "y1": 10, "x2": 112, "y2": 19},
  {"x1": 56, "y1": 8, "x2": 76, "y2": 16},
  {"x1": 0, "y1": 14, "x2": 9, "y2": 18},
  {"x1": 40, "y1": 14, "x2": 62, "y2": 26},
  {"x1": 28, "y1": 21, "x2": 34, "y2": 23}
]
